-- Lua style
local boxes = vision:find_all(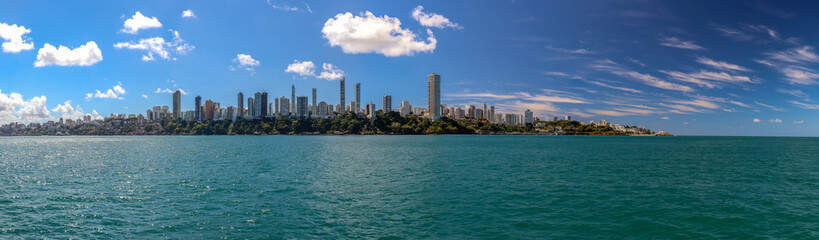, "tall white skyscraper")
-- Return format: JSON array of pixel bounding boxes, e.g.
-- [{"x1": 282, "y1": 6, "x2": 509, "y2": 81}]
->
[{"x1": 428, "y1": 73, "x2": 441, "y2": 120}]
